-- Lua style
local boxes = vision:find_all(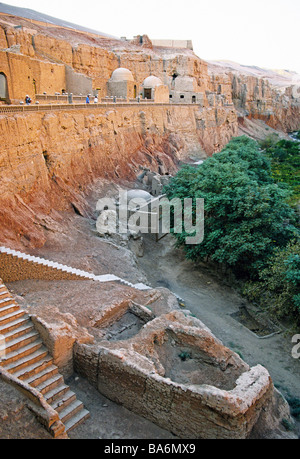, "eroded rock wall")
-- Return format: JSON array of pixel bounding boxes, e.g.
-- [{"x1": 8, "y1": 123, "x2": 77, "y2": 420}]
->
[
  {"x1": 0, "y1": 12, "x2": 299, "y2": 132},
  {"x1": 208, "y1": 63, "x2": 300, "y2": 132},
  {"x1": 230, "y1": 74, "x2": 300, "y2": 131},
  {"x1": 0, "y1": 11, "x2": 298, "y2": 252},
  {"x1": 0, "y1": 104, "x2": 237, "y2": 248},
  {"x1": 0, "y1": 15, "x2": 212, "y2": 103}
]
